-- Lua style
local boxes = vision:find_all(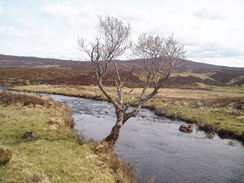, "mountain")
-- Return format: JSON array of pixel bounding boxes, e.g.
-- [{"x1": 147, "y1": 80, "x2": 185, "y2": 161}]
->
[{"x1": 0, "y1": 54, "x2": 243, "y2": 86}]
